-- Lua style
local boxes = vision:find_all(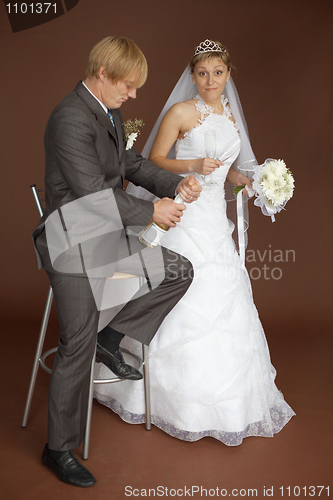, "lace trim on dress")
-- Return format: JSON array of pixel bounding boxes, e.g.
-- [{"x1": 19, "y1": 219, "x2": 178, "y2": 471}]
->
[
  {"x1": 195, "y1": 93, "x2": 231, "y2": 123},
  {"x1": 96, "y1": 394, "x2": 295, "y2": 447},
  {"x1": 179, "y1": 94, "x2": 237, "y2": 145},
  {"x1": 195, "y1": 94, "x2": 214, "y2": 122}
]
